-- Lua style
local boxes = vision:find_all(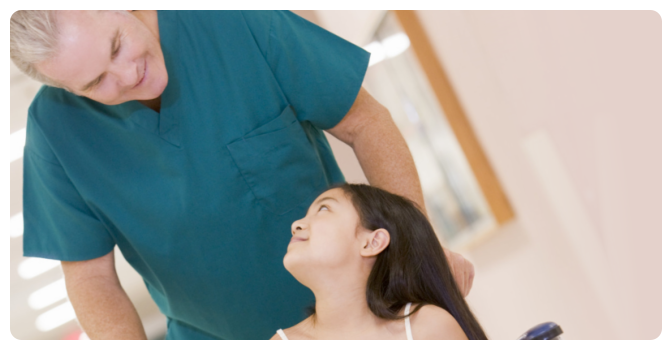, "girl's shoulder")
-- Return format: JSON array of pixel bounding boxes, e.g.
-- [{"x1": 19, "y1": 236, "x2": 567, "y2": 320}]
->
[
  {"x1": 408, "y1": 304, "x2": 468, "y2": 340},
  {"x1": 271, "y1": 317, "x2": 315, "y2": 340}
]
